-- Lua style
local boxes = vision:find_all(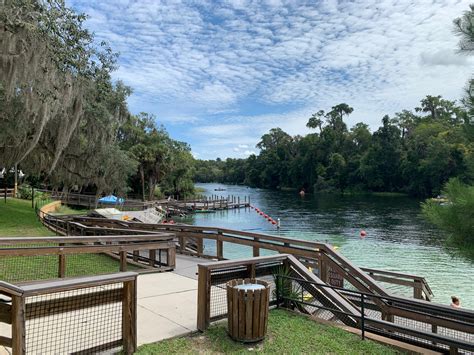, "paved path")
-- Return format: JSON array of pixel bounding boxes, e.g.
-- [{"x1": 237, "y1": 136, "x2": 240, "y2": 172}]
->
[{"x1": 136, "y1": 254, "x2": 213, "y2": 345}]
